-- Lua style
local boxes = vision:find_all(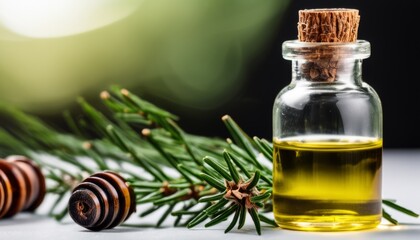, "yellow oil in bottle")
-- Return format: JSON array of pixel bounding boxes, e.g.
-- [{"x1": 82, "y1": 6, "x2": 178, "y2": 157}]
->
[{"x1": 272, "y1": 136, "x2": 382, "y2": 231}]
